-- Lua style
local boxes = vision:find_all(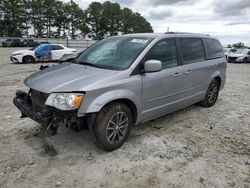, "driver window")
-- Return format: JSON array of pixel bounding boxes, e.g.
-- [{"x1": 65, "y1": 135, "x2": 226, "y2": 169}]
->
[{"x1": 146, "y1": 39, "x2": 178, "y2": 69}]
